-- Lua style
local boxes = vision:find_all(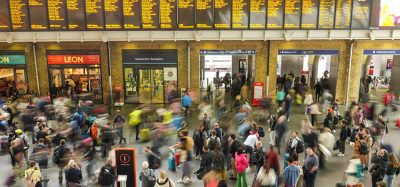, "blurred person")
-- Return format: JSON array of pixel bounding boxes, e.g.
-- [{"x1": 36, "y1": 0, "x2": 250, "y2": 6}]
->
[
  {"x1": 89, "y1": 122, "x2": 99, "y2": 150},
  {"x1": 193, "y1": 124, "x2": 207, "y2": 159},
  {"x1": 303, "y1": 91, "x2": 313, "y2": 115},
  {"x1": 252, "y1": 141, "x2": 265, "y2": 172},
  {"x1": 385, "y1": 153, "x2": 399, "y2": 187},
  {"x1": 53, "y1": 139, "x2": 72, "y2": 185},
  {"x1": 24, "y1": 161, "x2": 42, "y2": 187},
  {"x1": 354, "y1": 107, "x2": 364, "y2": 129},
  {"x1": 144, "y1": 146, "x2": 161, "y2": 170},
  {"x1": 155, "y1": 171, "x2": 176, "y2": 187},
  {"x1": 31, "y1": 138, "x2": 49, "y2": 168},
  {"x1": 213, "y1": 146, "x2": 227, "y2": 181},
  {"x1": 213, "y1": 123, "x2": 223, "y2": 141},
  {"x1": 275, "y1": 113, "x2": 288, "y2": 154},
  {"x1": 129, "y1": 107, "x2": 145, "y2": 141},
  {"x1": 266, "y1": 145, "x2": 280, "y2": 186},
  {"x1": 101, "y1": 123, "x2": 114, "y2": 158},
  {"x1": 353, "y1": 129, "x2": 373, "y2": 171},
  {"x1": 321, "y1": 90, "x2": 333, "y2": 113},
  {"x1": 172, "y1": 130, "x2": 194, "y2": 184},
  {"x1": 98, "y1": 159, "x2": 116, "y2": 187},
  {"x1": 64, "y1": 160, "x2": 82, "y2": 187},
  {"x1": 229, "y1": 134, "x2": 242, "y2": 180},
  {"x1": 313, "y1": 81, "x2": 322, "y2": 102},
  {"x1": 195, "y1": 145, "x2": 213, "y2": 179},
  {"x1": 277, "y1": 88, "x2": 285, "y2": 107},
  {"x1": 139, "y1": 161, "x2": 156, "y2": 187},
  {"x1": 370, "y1": 149, "x2": 389, "y2": 187},
  {"x1": 303, "y1": 147, "x2": 319, "y2": 187},
  {"x1": 318, "y1": 128, "x2": 335, "y2": 168},
  {"x1": 182, "y1": 90, "x2": 192, "y2": 117},
  {"x1": 323, "y1": 108, "x2": 336, "y2": 132},
  {"x1": 235, "y1": 148, "x2": 249, "y2": 187},
  {"x1": 11, "y1": 129, "x2": 29, "y2": 167},
  {"x1": 283, "y1": 156, "x2": 300, "y2": 187},
  {"x1": 255, "y1": 161, "x2": 277, "y2": 187},
  {"x1": 285, "y1": 94, "x2": 294, "y2": 121},
  {"x1": 243, "y1": 133, "x2": 258, "y2": 156},
  {"x1": 269, "y1": 115, "x2": 277, "y2": 146},
  {"x1": 309, "y1": 102, "x2": 321, "y2": 126},
  {"x1": 113, "y1": 110, "x2": 126, "y2": 144}
]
